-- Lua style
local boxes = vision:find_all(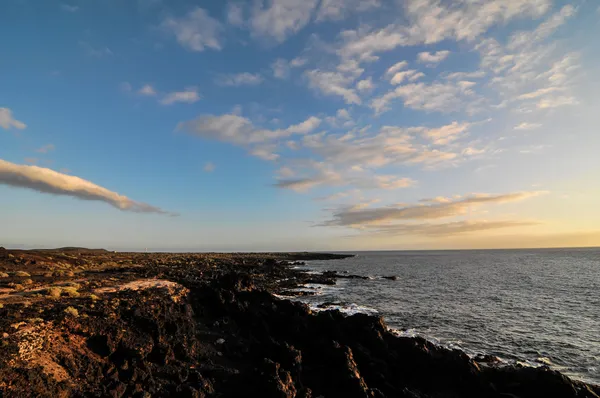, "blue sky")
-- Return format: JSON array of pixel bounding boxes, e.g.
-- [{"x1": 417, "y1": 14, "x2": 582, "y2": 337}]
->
[{"x1": 1, "y1": 0, "x2": 600, "y2": 251}]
